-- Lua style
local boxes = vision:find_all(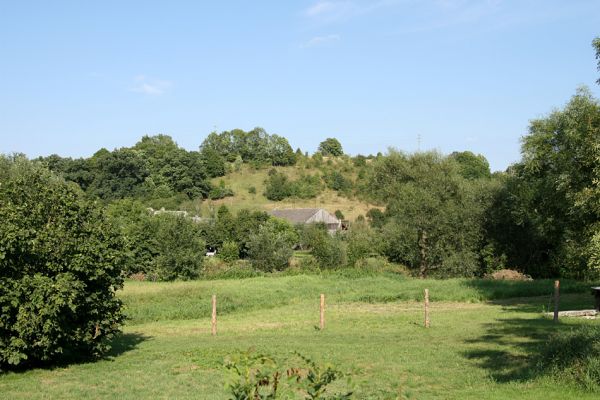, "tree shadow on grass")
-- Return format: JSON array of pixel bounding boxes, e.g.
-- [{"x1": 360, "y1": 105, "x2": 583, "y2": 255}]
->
[
  {"x1": 462, "y1": 315, "x2": 553, "y2": 382},
  {"x1": 1, "y1": 332, "x2": 150, "y2": 374},
  {"x1": 105, "y1": 332, "x2": 150, "y2": 359},
  {"x1": 461, "y1": 292, "x2": 599, "y2": 384},
  {"x1": 459, "y1": 278, "x2": 600, "y2": 382}
]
